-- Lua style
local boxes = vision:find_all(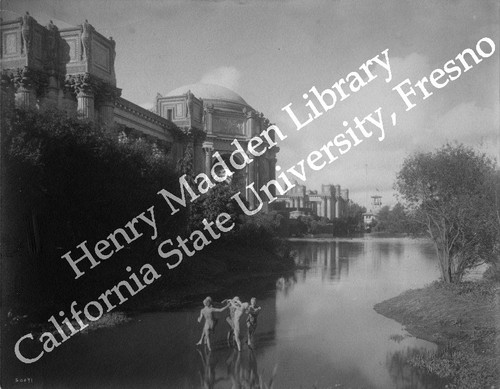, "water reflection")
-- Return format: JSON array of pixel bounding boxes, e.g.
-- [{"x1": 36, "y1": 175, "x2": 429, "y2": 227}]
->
[
  {"x1": 225, "y1": 349, "x2": 276, "y2": 389},
  {"x1": 293, "y1": 240, "x2": 350, "y2": 281},
  {"x1": 2, "y1": 237, "x2": 444, "y2": 388},
  {"x1": 195, "y1": 347, "x2": 277, "y2": 389},
  {"x1": 291, "y1": 238, "x2": 436, "y2": 288},
  {"x1": 266, "y1": 238, "x2": 442, "y2": 388},
  {"x1": 197, "y1": 348, "x2": 224, "y2": 389},
  {"x1": 275, "y1": 276, "x2": 296, "y2": 296}
]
